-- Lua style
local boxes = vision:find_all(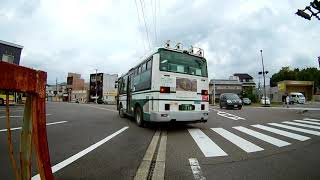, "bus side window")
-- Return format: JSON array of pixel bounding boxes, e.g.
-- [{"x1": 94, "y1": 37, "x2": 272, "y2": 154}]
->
[
  {"x1": 138, "y1": 66, "x2": 142, "y2": 74},
  {"x1": 142, "y1": 63, "x2": 147, "y2": 72},
  {"x1": 147, "y1": 59, "x2": 152, "y2": 70}
]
